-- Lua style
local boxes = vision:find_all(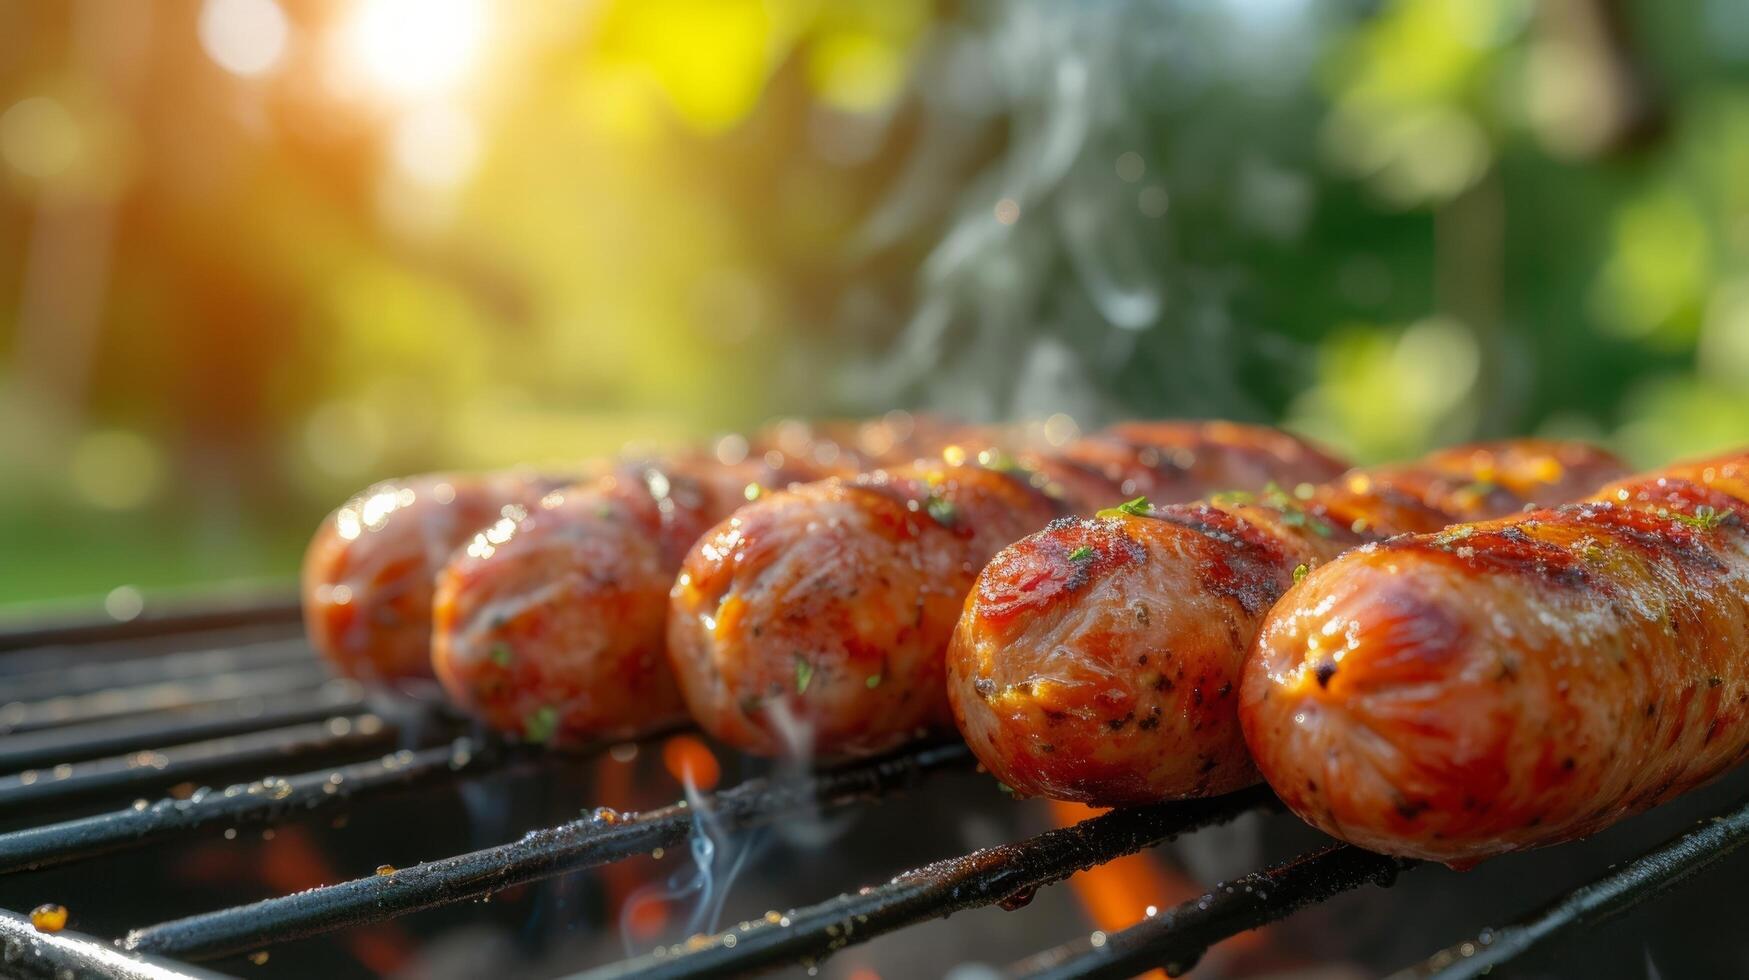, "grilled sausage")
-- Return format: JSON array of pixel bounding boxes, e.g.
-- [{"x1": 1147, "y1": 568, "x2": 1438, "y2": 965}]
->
[
  {"x1": 430, "y1": 417, "x2": 977, "y2": 744},
  {"x1": 667, "y1": 422, "x2": 1348, "y2": 760},
  {"x1": 303, "y1": 415, "x2": 949, "y2": 684},
  {"x1": 1240, "y1": 450, "x2": 1749, "y2": 866},
  {"x1": 303, "y1": 471, "x2": 574, "y2": 681},
  {"x1": 947, "y1": 440, "x2": 1626, "y2": 805}
]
